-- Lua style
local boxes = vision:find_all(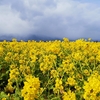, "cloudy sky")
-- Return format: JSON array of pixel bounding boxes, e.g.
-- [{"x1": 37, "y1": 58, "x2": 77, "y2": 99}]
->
[{"x1": 0, "y1": 0, "x2": 100, "y2": 41}]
